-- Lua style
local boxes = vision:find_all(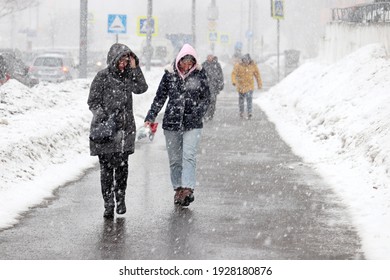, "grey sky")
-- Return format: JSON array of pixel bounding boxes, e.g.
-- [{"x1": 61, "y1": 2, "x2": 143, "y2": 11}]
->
[{"x1": 0, "y1": 0, "x2": 365, "y2": 60}]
